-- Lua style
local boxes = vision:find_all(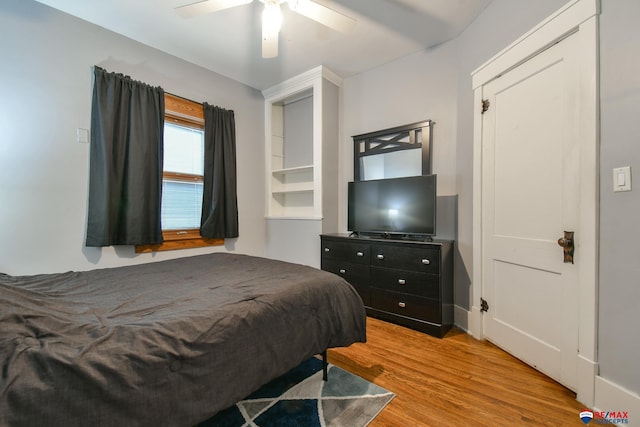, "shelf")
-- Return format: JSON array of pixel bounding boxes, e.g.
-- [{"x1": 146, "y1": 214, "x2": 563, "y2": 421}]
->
[
  {"x1": 272, "y1": 165, "x2": 314, "y2": 177},
  {"x1": 271, "y1": 166, "x2": 314, "y2": 194},
  {"x1": 271, "y1": 189, "x2": 313, "y2": 195},
  {"x1": 265, "y1": 216, "x2": 323, "y2": 221}
]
